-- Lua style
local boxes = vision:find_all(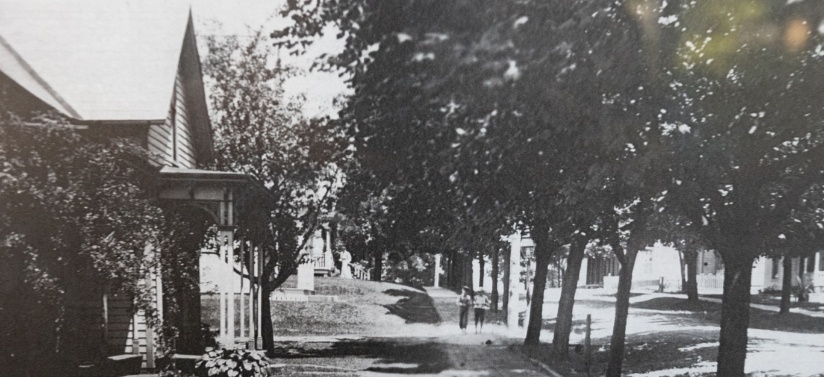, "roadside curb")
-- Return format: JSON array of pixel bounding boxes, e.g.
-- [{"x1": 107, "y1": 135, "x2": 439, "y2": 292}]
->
[{"x1": 509, "y1": 345, "x2": 565, "y2": 377}]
